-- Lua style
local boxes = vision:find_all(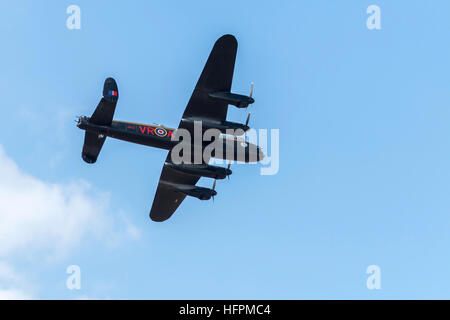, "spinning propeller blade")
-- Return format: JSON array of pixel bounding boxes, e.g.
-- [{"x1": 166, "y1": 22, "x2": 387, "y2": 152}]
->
[
  {"x1": 245, "y1": 82, "x2": 254, "y2": 120},
  {"x1": 245, "y1": 112, "x2": 251, "y2": 126},
  {"x1": 212, "y1": 179, "x2": 216, "y2": 202}
]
